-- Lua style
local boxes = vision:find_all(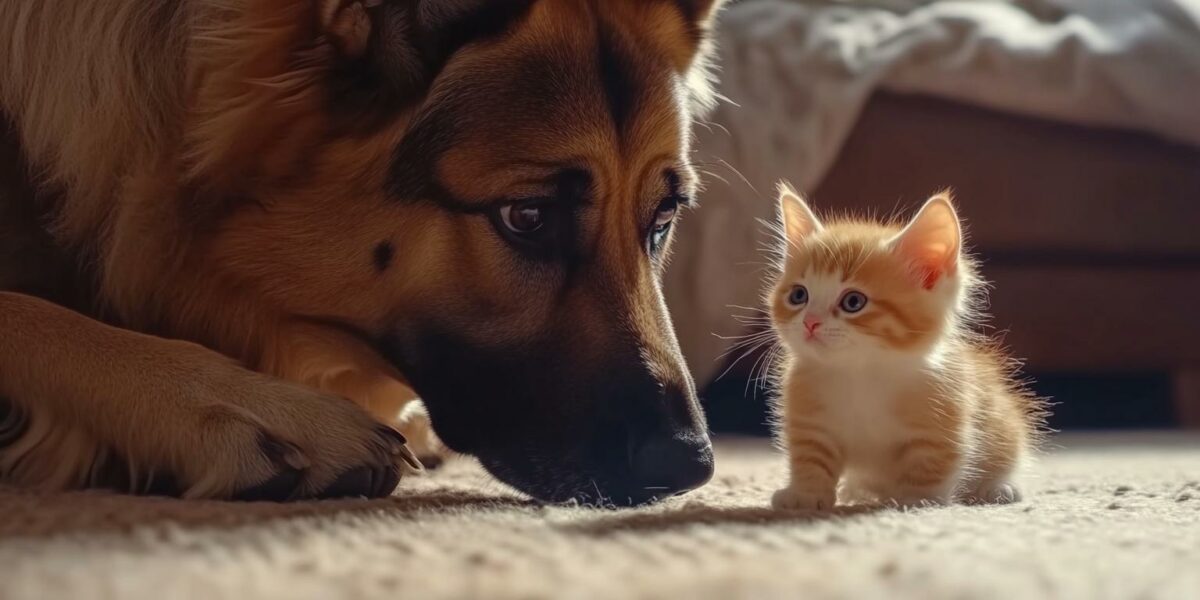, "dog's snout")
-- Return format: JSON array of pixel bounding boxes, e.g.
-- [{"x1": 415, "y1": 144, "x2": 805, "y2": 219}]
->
[
  {"x1": 629, "y1": 432, "x2": 714, "y2": 499},
  {"x1": 609, "y1": 371, "x2": 713, "y2": 503}
]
